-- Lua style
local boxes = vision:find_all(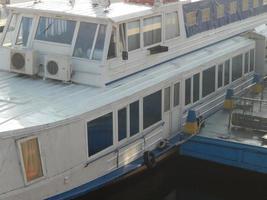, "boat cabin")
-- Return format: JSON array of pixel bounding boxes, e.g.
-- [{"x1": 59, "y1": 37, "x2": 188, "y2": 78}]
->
[{"x1": 0, "y1": 0, "x2": 267, "y2": 87}]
